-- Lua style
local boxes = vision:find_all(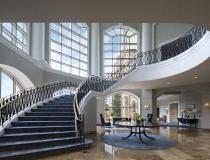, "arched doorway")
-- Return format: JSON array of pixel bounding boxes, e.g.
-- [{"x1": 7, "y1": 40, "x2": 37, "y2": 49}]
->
[{"x1": 104, "y1": 91, "x2": 140, "y2": 124}]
